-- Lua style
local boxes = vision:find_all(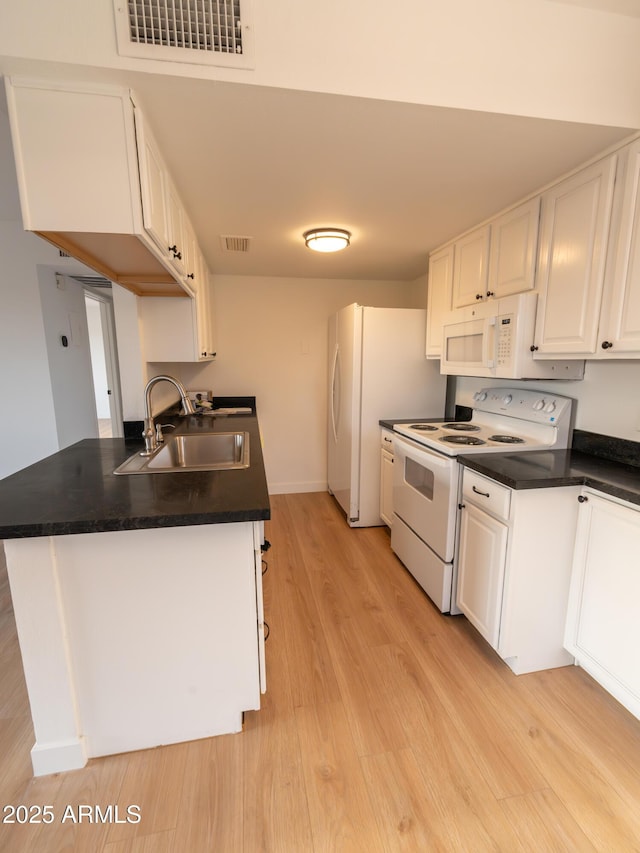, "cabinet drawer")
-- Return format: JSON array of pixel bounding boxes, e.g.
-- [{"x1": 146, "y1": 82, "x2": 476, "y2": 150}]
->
[
  {"x1": 462, "y1": 469, "x2": 511, "y2": 520},
  {"x1": 381, "y1": 429, "x2": 395, "y2": 452}
]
